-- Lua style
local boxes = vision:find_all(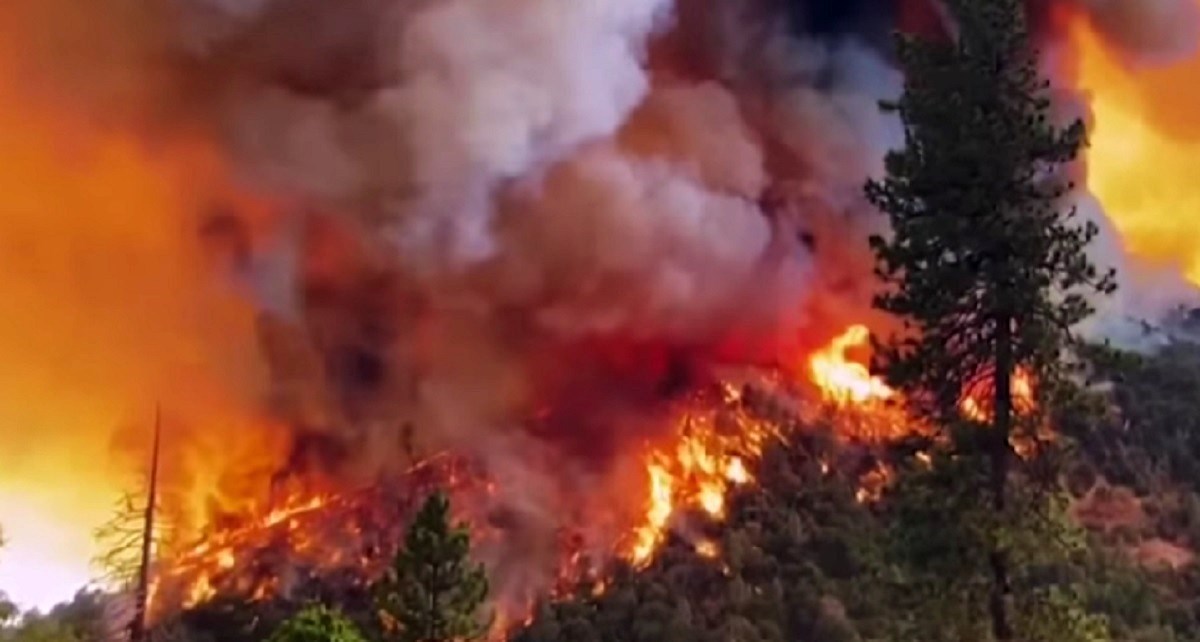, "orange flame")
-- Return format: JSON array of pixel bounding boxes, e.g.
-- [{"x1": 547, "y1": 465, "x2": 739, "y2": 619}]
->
[
  {"x1": 624, "y1": 387, "x2": 773, "y2": 567},
  {"x1": 623, "y1": 324, "x2": 919, "y2": 565},
  {"x1": 1070, "y1": 16, "x2": 1200, "y2": 285},
  {"x1": 0, "y1": 95, "x2": 280, "y2": 612},
  {"x1": 809, "y1": 325, "x2": 895, "y2": 405},
  {"x1": 150, "y1": 492, "x2": 339, "y2": 611},
  {"x1": 6, "y1": 0, "x2": 1185, "y2": 614},
  {"x1": 960, "y1": 369, "x2": 1035, "y2": 422}
]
